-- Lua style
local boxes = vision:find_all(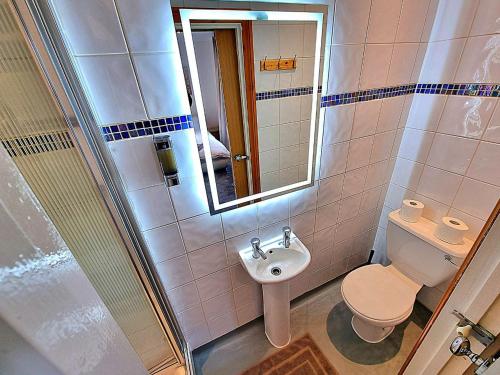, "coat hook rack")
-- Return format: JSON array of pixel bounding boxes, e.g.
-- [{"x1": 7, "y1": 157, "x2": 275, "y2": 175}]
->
[{"x1": 260, "y1": 55, "x2": 297, "y2": 71}]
